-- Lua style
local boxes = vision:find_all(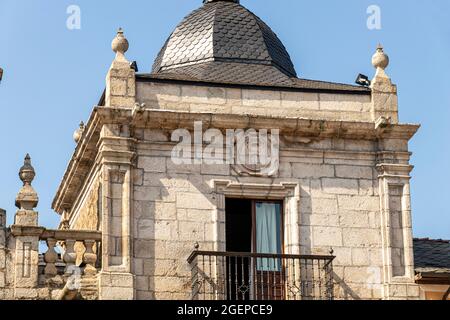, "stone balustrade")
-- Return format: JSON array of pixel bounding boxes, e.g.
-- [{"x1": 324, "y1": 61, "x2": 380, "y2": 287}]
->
[
  {"x1": 0, "y1": 155, "x2": 104, "y2": 300},
  {"x1": 11, "y1": 226, "x2": 102, "y2": 278}
]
